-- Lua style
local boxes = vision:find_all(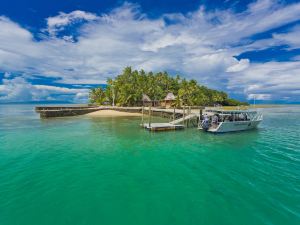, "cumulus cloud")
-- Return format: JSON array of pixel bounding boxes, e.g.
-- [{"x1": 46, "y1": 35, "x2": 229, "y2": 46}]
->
[
  {"x1": 247, "y1": 94, "x2": 271, "y2": 100},
  {"x1": 0, "y1": 1, "x2": 300, "y2": 102},
  {"x1": 272, "y1": 26, "x2": 300, "y2": 49},
  {"x1": 227, "y1": 61, "x2": 300, "y2": 102},
  {"x1": 226, "y1": 59, "x2": 250, "y2": 72},
  {"x1": 0, "y1": 77, "x2": 89, "y2": 103},
  {"x1": 46, "y1": 10, "x2": 98, "y2": 36}
]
